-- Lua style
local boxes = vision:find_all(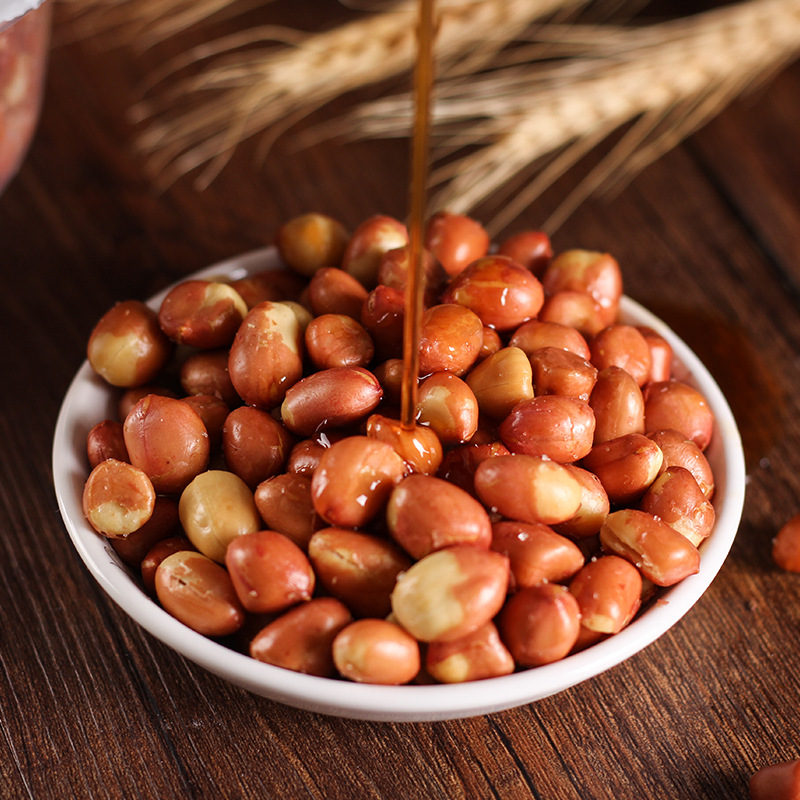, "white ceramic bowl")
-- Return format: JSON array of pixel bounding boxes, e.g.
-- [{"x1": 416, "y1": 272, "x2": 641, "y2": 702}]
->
[{"x1": 52, "y1": 247, "x2": 747, "y2": 722}]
